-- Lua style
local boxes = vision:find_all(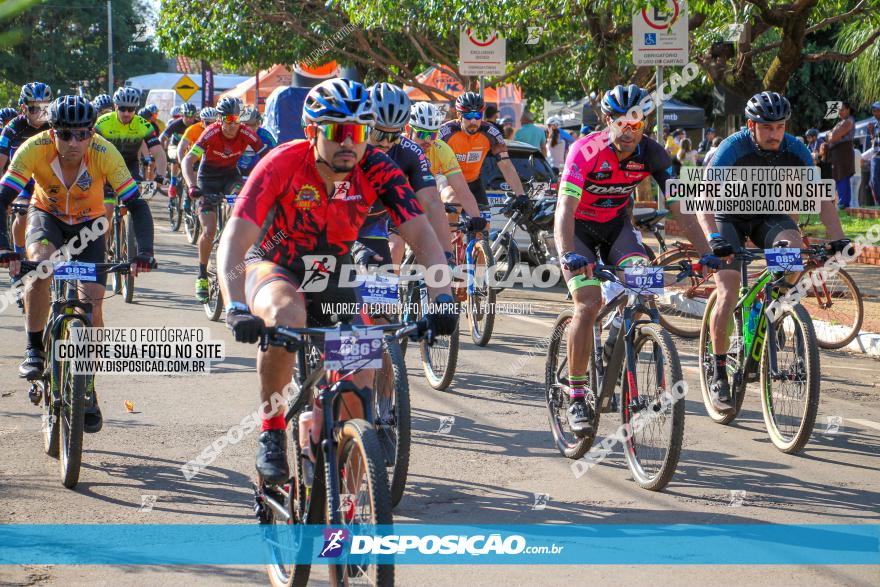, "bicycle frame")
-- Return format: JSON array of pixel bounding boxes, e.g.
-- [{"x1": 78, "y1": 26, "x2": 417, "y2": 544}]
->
[{"x1": 735, "y1": 266, "x2": 785, "y2": 383}]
